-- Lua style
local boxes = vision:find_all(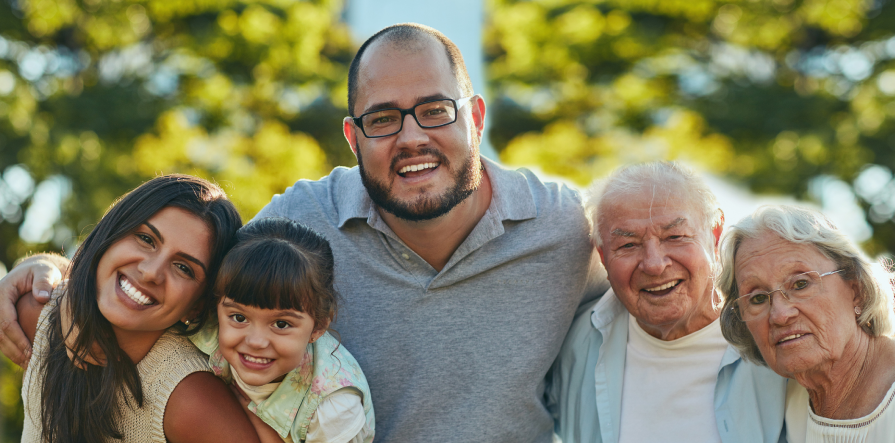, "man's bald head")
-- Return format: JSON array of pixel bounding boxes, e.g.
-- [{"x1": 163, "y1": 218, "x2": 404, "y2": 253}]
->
[{"x1": 347, "y1": 23, "x2": 474, "y2": 116}]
